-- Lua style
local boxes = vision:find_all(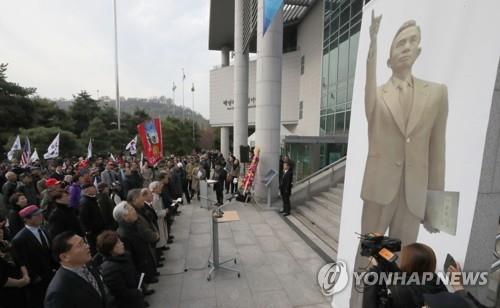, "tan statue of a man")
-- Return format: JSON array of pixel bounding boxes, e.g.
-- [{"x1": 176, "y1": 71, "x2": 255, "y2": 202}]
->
[
  {"x1": 360, "y1": 10, "x2": 448, "y2": 246},
  {"x1": 350, "y1": 11, "x2": 449, "y2": 308}
]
